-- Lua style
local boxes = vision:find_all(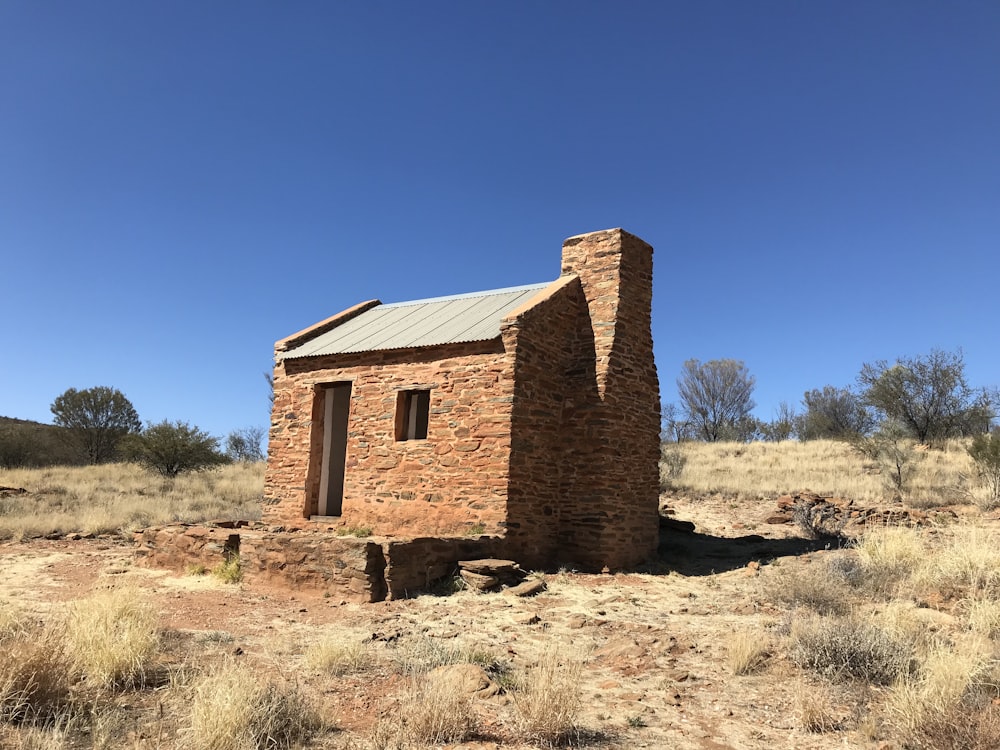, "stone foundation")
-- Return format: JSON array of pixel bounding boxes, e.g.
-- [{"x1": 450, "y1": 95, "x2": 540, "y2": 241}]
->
[
  {"x1": 134, "y1": 523, "x2": 504, "y2": 602},
  {"x1": 133, "y1": 522, "x2": 244, "y2": 572}
]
